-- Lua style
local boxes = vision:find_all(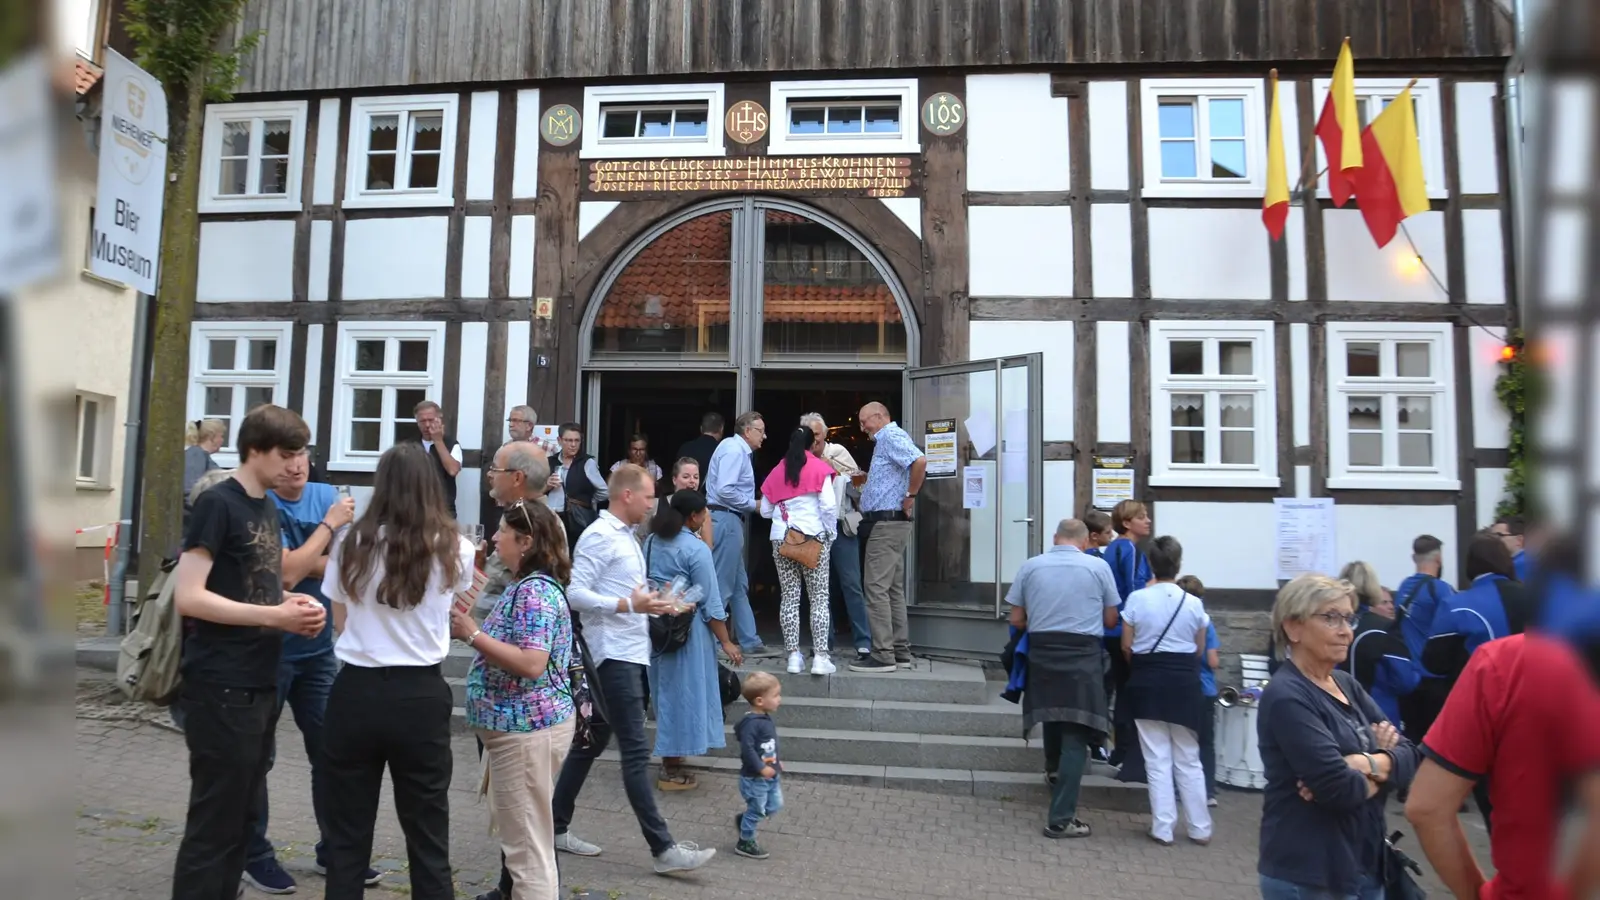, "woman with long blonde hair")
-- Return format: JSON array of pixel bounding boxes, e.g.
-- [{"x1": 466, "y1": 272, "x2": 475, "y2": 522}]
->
[{"x1": 320, "y1": 444, "x2": 473, "y2": 900}]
